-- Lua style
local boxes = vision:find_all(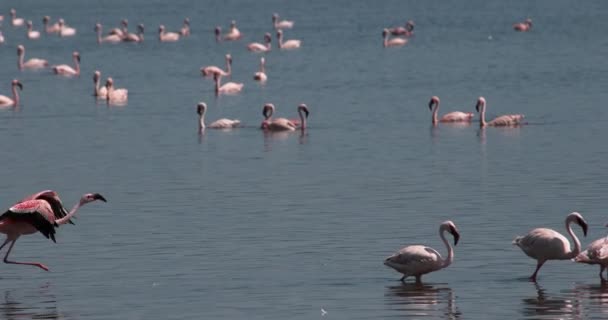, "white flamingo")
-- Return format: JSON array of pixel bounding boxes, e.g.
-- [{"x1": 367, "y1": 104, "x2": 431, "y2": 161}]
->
[
  {"x1": 382, "y1": 28, "x2": 407, "y2": 47},
  {"x1": 196, "y1": 102, "x2": 240, "y2": 131},
  {"x1": 105, "y1": 77, "x2": 128, "y2": 105},
  {"x1": 253, "y1": 57, "x2": 267, "y2": 82},
  {"x1": 123, "y1": 24, "x2": 144, "y2": 42},
  {"x1": 26, "y1": 21, "x2": 41, "y2": 40},
  {"x1": 0, "y1": 79, "x2": 23, "y2": 107},
  {"x1": 514, "y1": 212, "x2": 588, "y2": 281},
  {"x1": 575, "y1": 227, "x2": 608, "y2": 282},
  {"x1": 95, "y1": 23, "x2": 123, "y2": 44},
  {"x1": 384, "y1": 221, "x2": 460, "y2": 283},
  {"x1": 52, "y1": 51, "x2": 80, "y2": 76},
  {"x1": 428, "y1": 96, "x2": 473, "y2": 125},
  {"x1": 475, "y1": 97, "x2": 525, "y2": 127},
  {"x1": 10, "y1": 9, "x2": 24, "y2": 27},
  {"x1": 272, "y1": 13, "x2": 294, "y2": 29},
  {"x1": 223, "y1": 20, "x2": 241, "y2": 41},
  {"x1": 201, "y1": 54, "x2": 232, "y2": 78},
  {"x1": 158, "y1": 25, "x2": 180, "y2": 42},
  {"x1": 93, "y1": 71, "x2": 107, "y2": 99},
  {"x1": 43, "y1": 16, "x2": 61, "y2": 34},
  {"x1": 214, "y1": 74, "x2": 243, "y2": 96},
  {"x1": 180, "y1": 18, "x2": 190, "y2": 36},
  {"x1": 276, "y1": 29, "x2": 301, "y2": 50},
  {"x1": 247, "y1": 33, "x2": 272, "y2": 53},
  {"x1": 17, "y1": 45, "x2": 48, "y2": 70},
  {"x1": 58, "y1": 19, "x2": 76, "y2": 37}
]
